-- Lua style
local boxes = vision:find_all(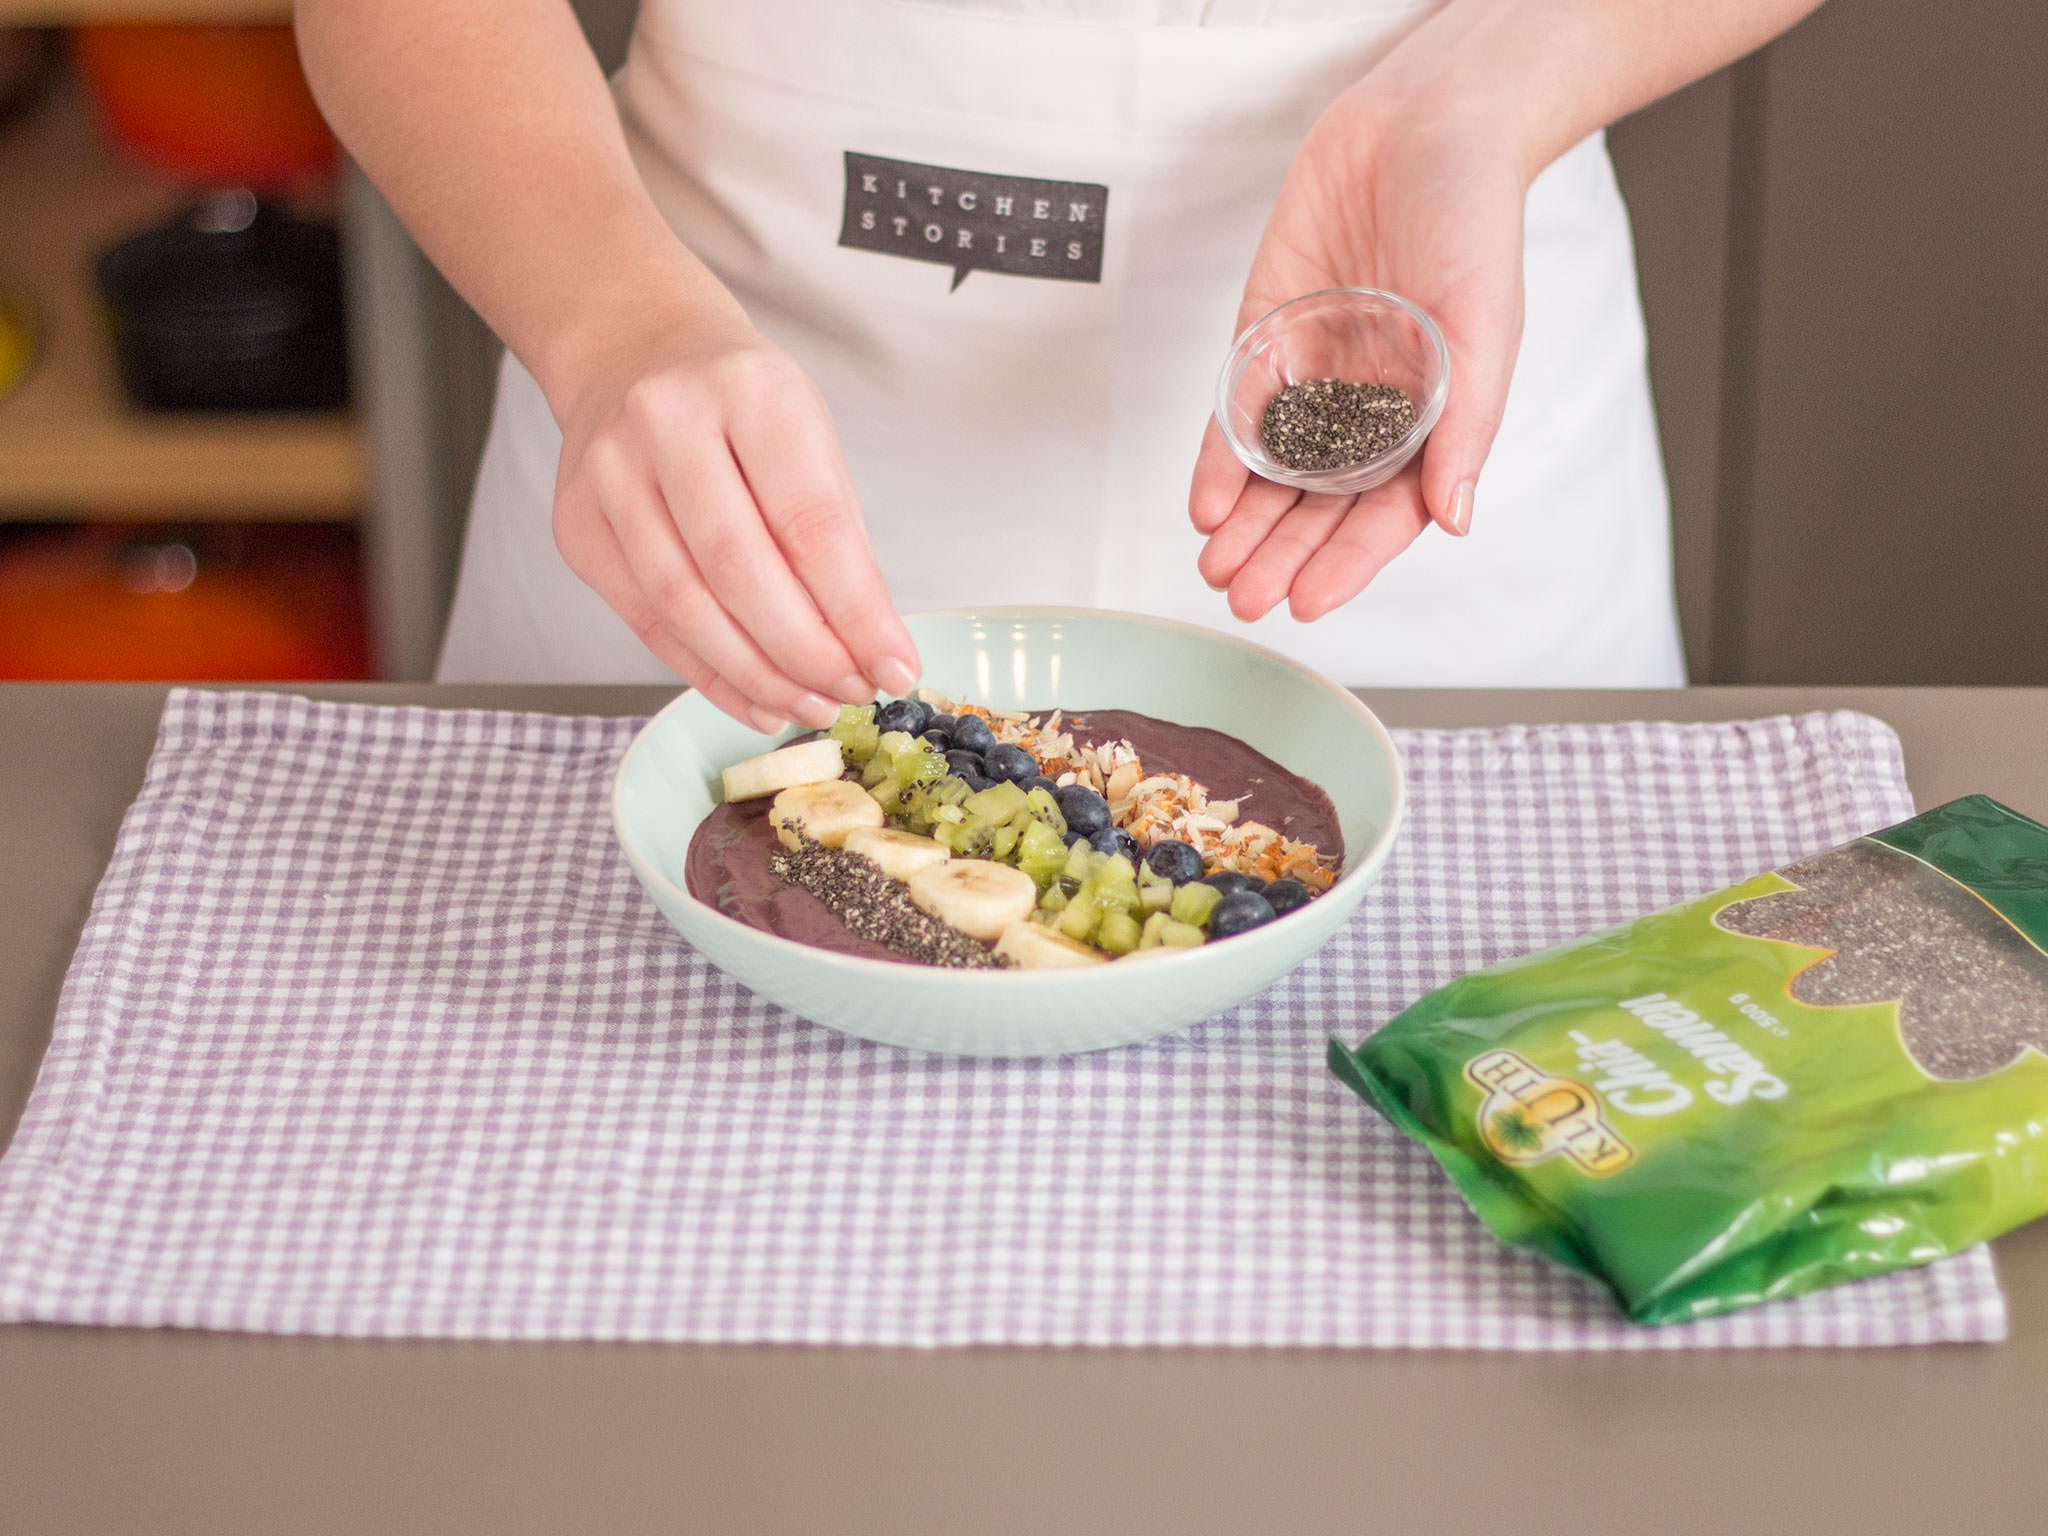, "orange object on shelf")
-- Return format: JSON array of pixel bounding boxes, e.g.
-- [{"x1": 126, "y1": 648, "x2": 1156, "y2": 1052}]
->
[
  {"x1": 71, "y1": 25, "x2": 336, "y2": 188},
  {"x1": 0, "y1": 523, "x2": 370, "y2": 681}
]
